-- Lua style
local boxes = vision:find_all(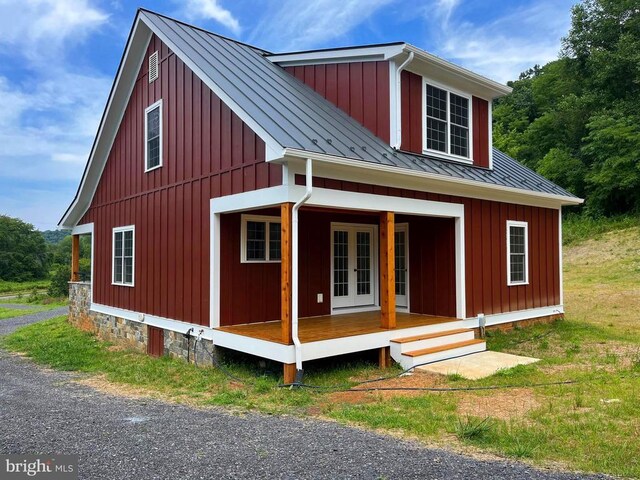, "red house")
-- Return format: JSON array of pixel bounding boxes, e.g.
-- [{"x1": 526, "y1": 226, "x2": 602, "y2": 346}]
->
[{"x1": 61, "y1": 10, "x2": 582, "y2": 383}]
